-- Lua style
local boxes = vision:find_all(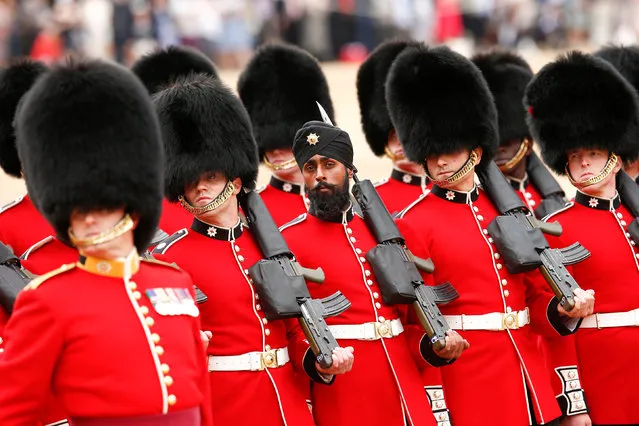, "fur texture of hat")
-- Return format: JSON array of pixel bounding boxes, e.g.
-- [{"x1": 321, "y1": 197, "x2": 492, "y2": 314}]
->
[
  {"x1": 386, "y1": 44, "x2": 498, "y2": 168},
  {"x1": 472, "y1": 49, "x2": 534, "y2": 145},
  {"x1": 524, "y1": 51, "x2": 639, "y2": 174},
  {"x1": 237, "y1": 43, "x2": 334, "y2": 159},
  {"x1": 595, "y1": 45, "x2": 639, "y2": 93},
  {"x1": 16, "y1": 59, "x2": 164, "y2": 252},
  {"x1": 0, "y1": 59, "x2": 48, "y2": 178},
  {"x1": 356, "y1": 39, "x2": 421, "y2": 156},
  {"x1": 154, "y1": 74, "x2": 258, "y2": 200},
  {"x1": 132, "y1": 46, "x2": 218, "y2": 94}
]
